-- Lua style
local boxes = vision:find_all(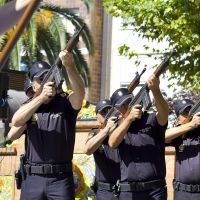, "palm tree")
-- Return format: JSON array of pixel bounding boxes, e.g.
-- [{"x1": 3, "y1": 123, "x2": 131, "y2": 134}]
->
[{"x1": 0, "y1": 1, "x2": 94, "y2": 87}]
